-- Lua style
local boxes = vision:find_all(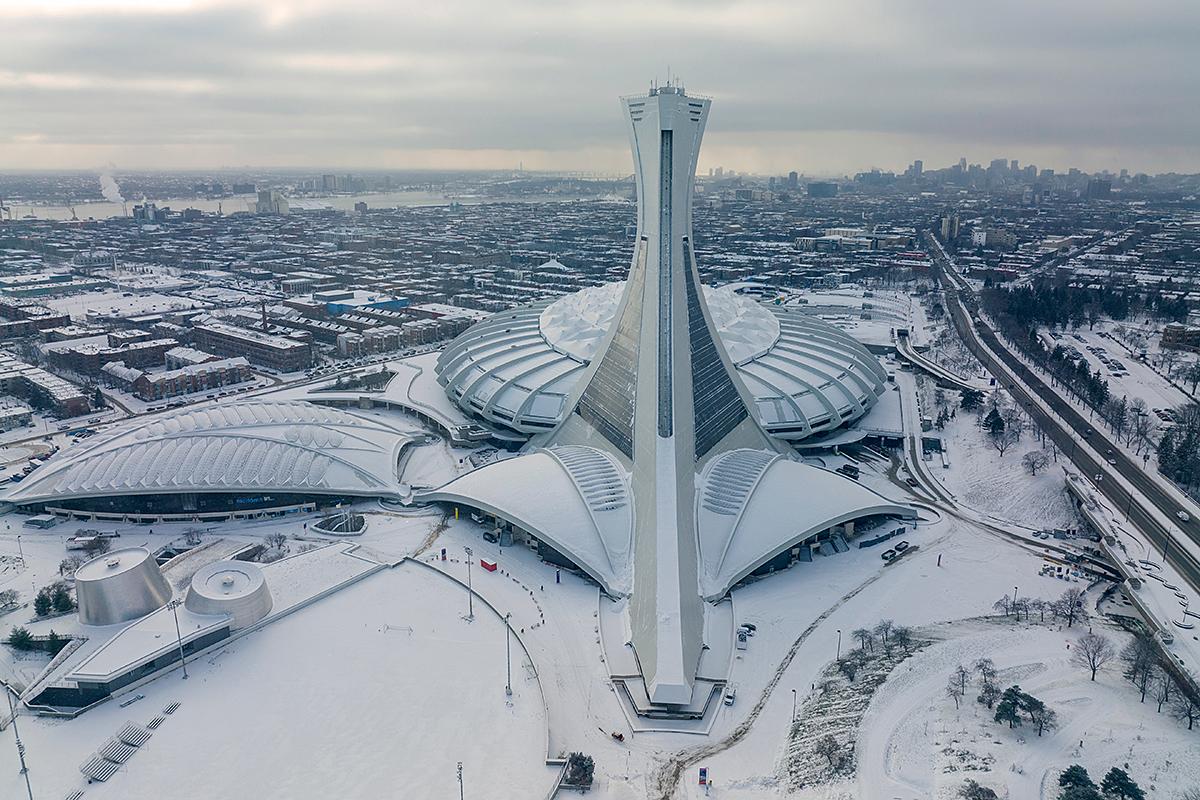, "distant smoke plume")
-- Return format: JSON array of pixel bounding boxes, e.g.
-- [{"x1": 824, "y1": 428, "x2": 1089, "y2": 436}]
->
[{"x1": 99, "y1": 172, "x2": 125, "y2": 204}]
